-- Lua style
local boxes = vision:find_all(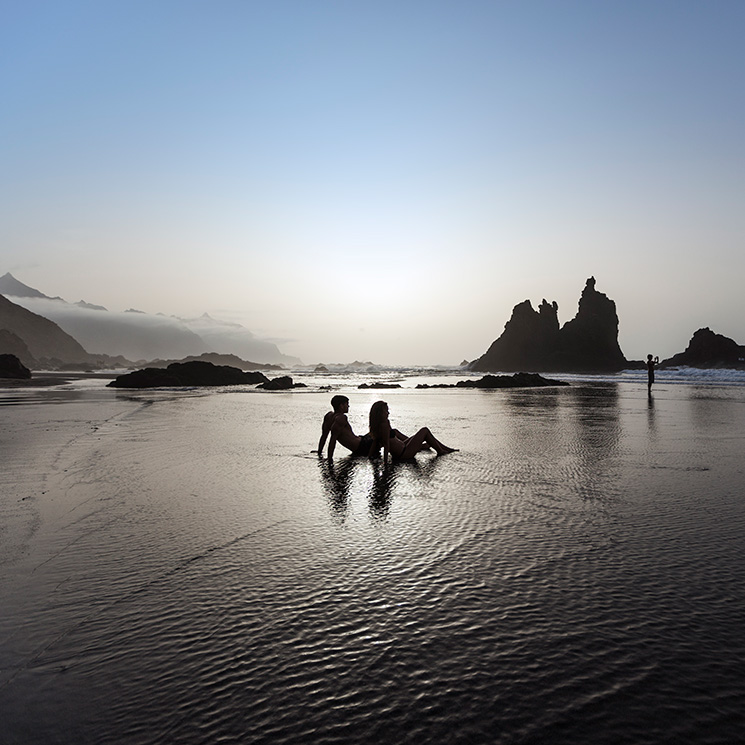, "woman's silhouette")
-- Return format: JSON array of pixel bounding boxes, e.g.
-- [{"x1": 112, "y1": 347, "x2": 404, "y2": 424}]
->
[{"x1": 368, "y1": 400, "x2": 457, "y2": 462}]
